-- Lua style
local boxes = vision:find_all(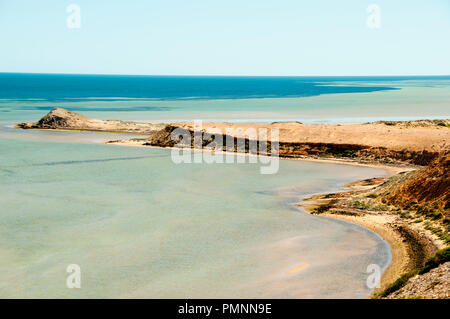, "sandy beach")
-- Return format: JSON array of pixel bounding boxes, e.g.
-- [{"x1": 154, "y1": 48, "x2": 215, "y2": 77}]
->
[{"x1": 299, "y1": 173, "x2": 445, "y2": 296}]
